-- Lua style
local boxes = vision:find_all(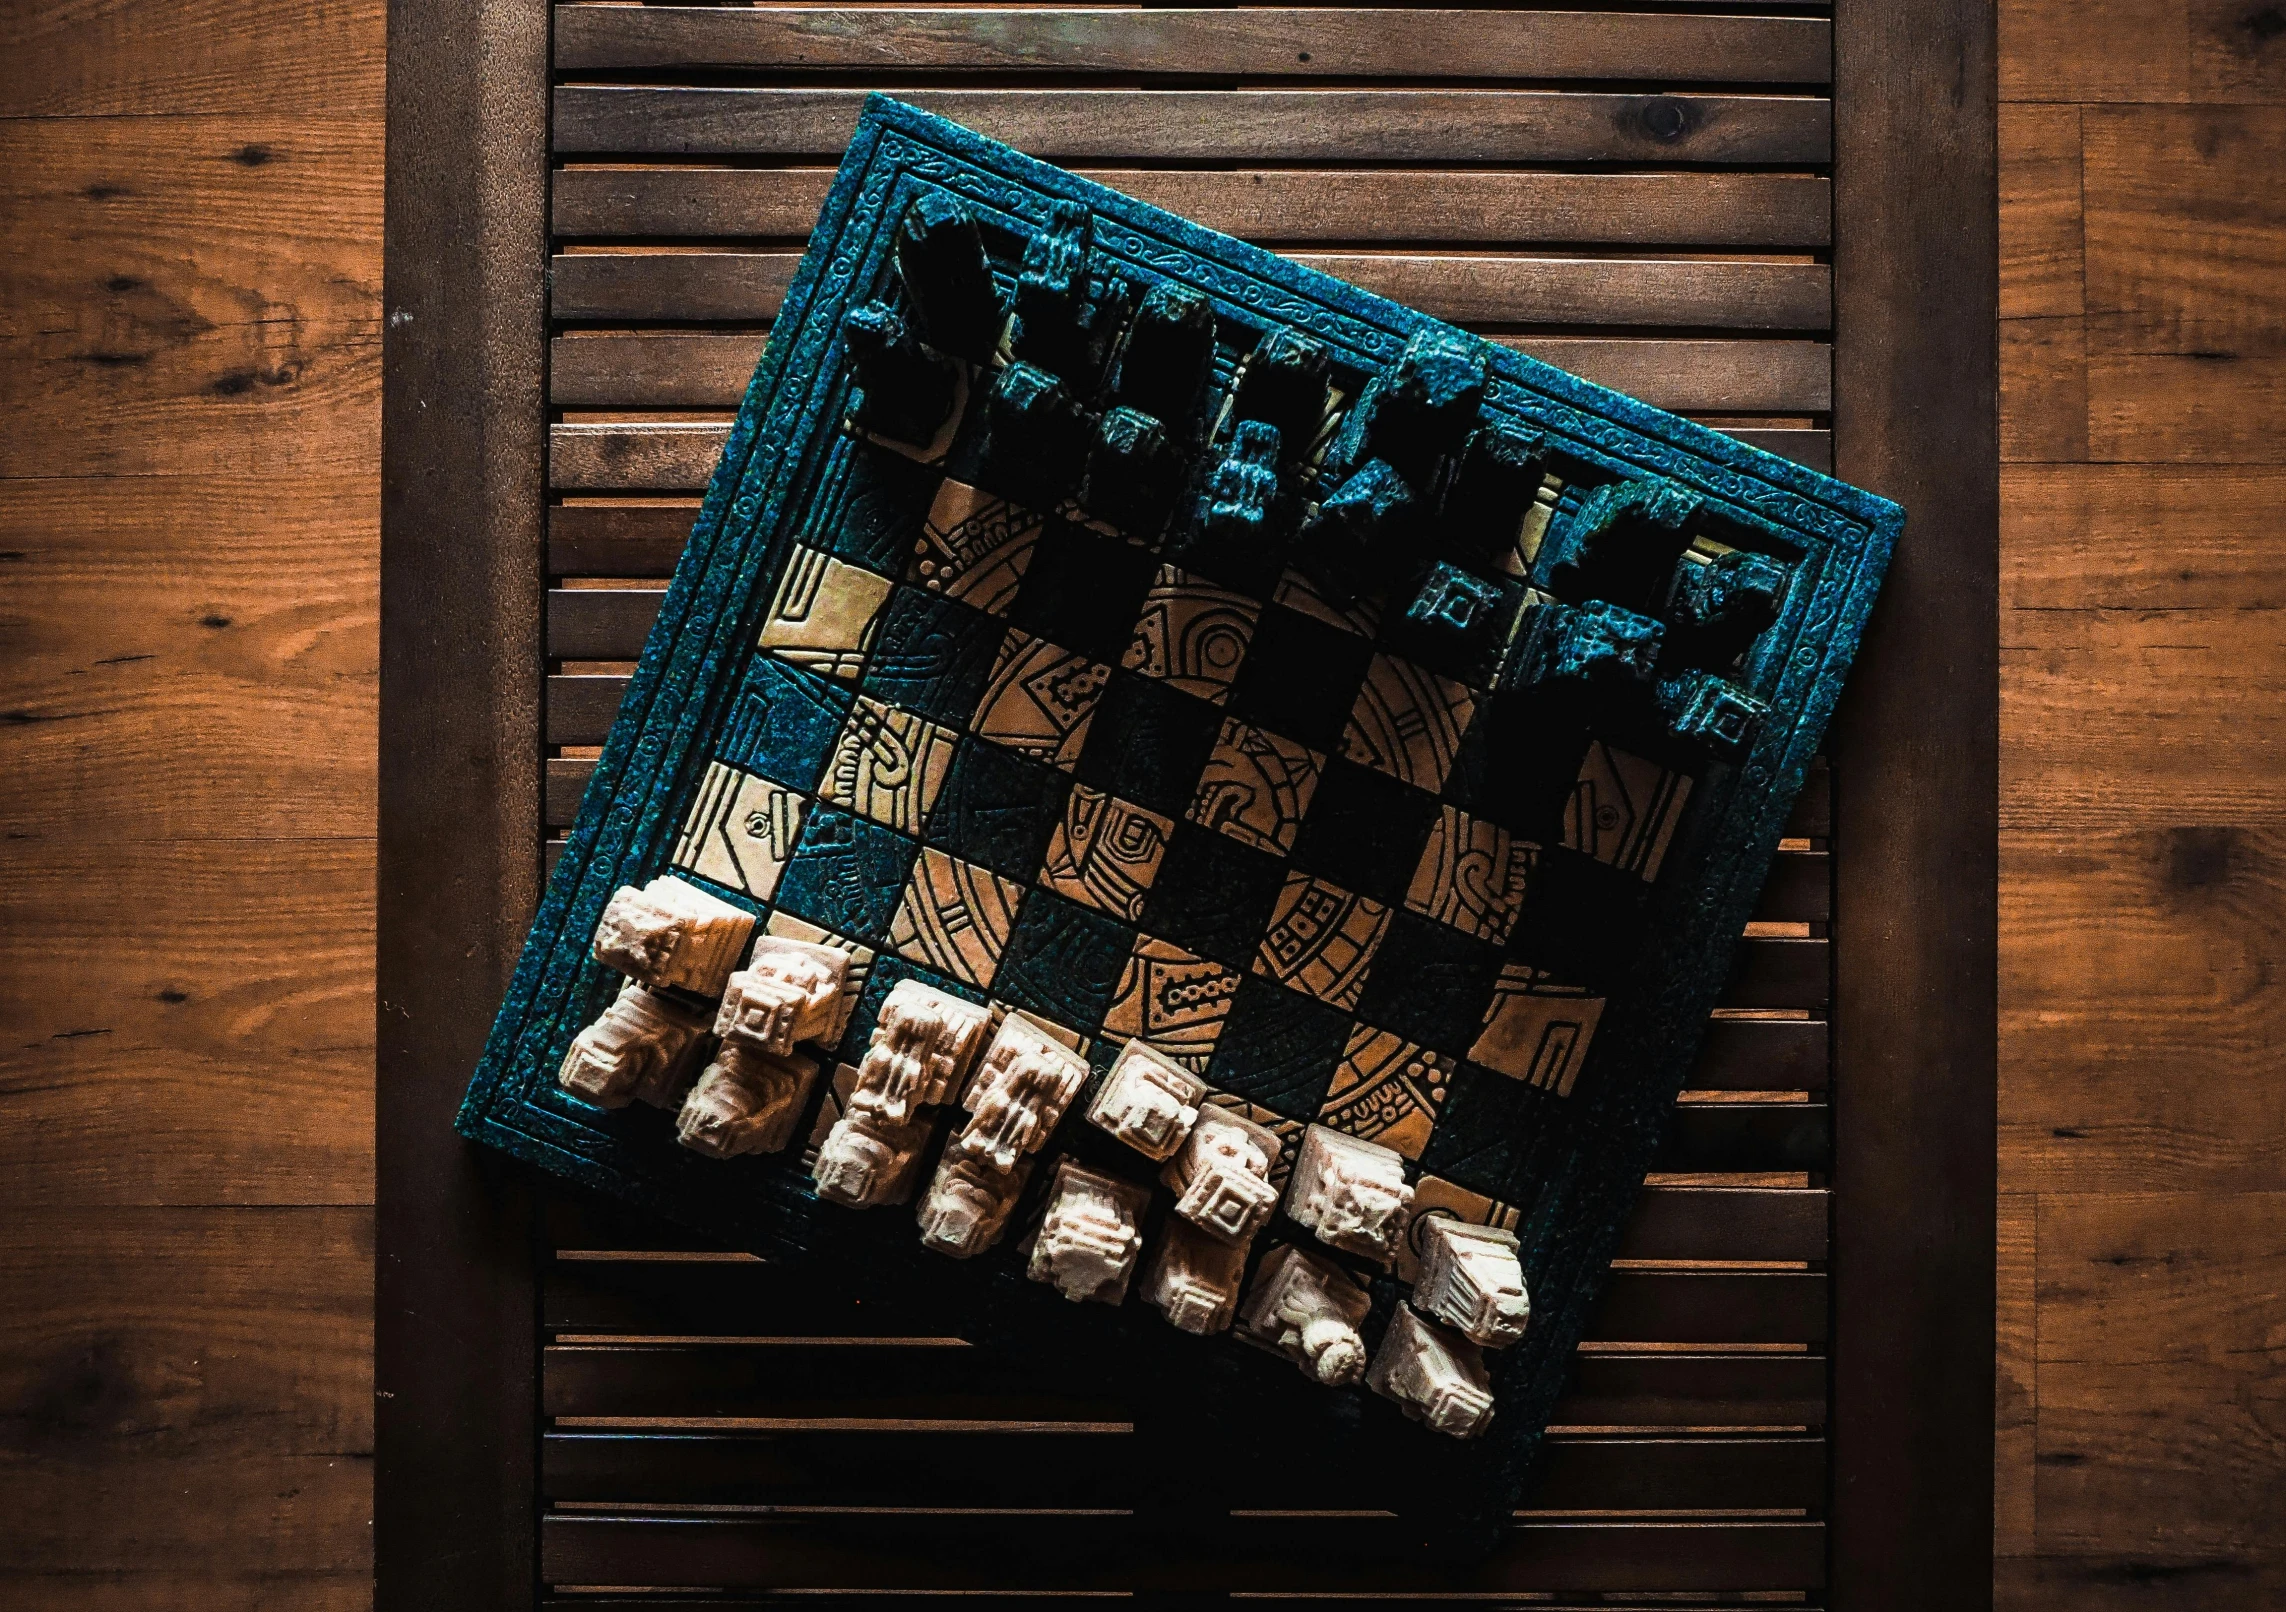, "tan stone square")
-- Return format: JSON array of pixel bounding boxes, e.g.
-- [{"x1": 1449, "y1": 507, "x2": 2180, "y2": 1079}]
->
[
  {"x1": 1565, "y1": 740, "x2": 1693, "y2": 881},
  {"x1": 757, "y1": 546, "x2": 892, "y2": 681},
  {"x1": 817, "y1": 696, "x2": 960, "y2": 835},
  {"x1": 1103, "y1": 936, "x2": 1239, "y2": 1072},
  {"x1": 907, "y1": 479, "x2": 1043, "y2": 616},
  {"x1": 885, "y1": 847, "x2": 1023, "y2": 989},
  {"x1": 669, "y1": 761, "x2": 804, "y2": 901},
  {"x1": 1252, "y1": 872, "x2": 1389, "y2": 1012},
  {"x1": 1185, "y1": 717, "x2": 1323, "y2": 855},
  {"x1": 1339, "y1": 653, "x2": 1474, "y2": 791},
  {"x1": 972, "y1": 629, "x2": 1111, "y2": 770},
  {"x1": 1120, "y1": 565, "x2": 1261, "y2": 703},
  {"x1": 1468, "y1": 962, "x2": 1605, "y2": 1097},
  {"x1": 1039, "y1": 786, "x2": 1173, "y2": 923},
  {"x1": 1405, "y1": 805, "x2": 1534, "y2": 944},
  {"x1": 1315, "y1": 1025, "x2": 1454, "y2": 1161}
]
